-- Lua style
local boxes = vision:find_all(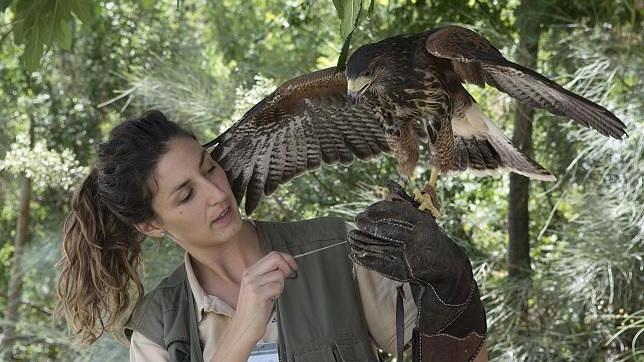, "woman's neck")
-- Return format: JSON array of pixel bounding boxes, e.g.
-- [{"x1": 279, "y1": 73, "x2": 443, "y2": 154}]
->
[{"x1": 190, "y1": 220, "x2": 263, "y2": 290}]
